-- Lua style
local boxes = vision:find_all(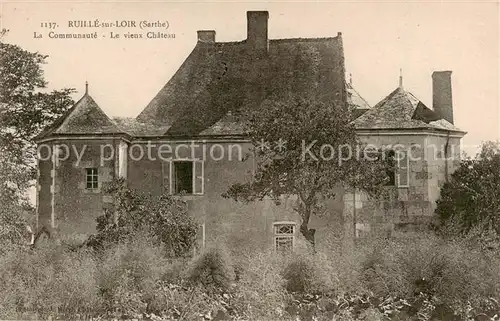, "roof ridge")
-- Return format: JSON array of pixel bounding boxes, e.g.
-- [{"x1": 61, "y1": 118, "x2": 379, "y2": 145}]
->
[
  {"x1": 215, "y1": 41, "x2": 245, "y2": 46},
  {"x1": 370, "y1": 86, "x2": 402, "y2": 110},
  {"x1": 212, "y1": 36, "x2": 341, "y2": 45},
  {"x1": 399, "y1": 89, "x2": 418, "y2": 115},
  {"x1": 269, "y1": 36, "x2": 341, "y2": 43},
  {"x1": 401, "y1": 89, "x2": 422, "y2": 109},
  {"x1": 34, "y1": 95, "x2": 83, "y2": 140},
  {"x1": 346, "y1": 81, "x2": 371, "y2": 109}
]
